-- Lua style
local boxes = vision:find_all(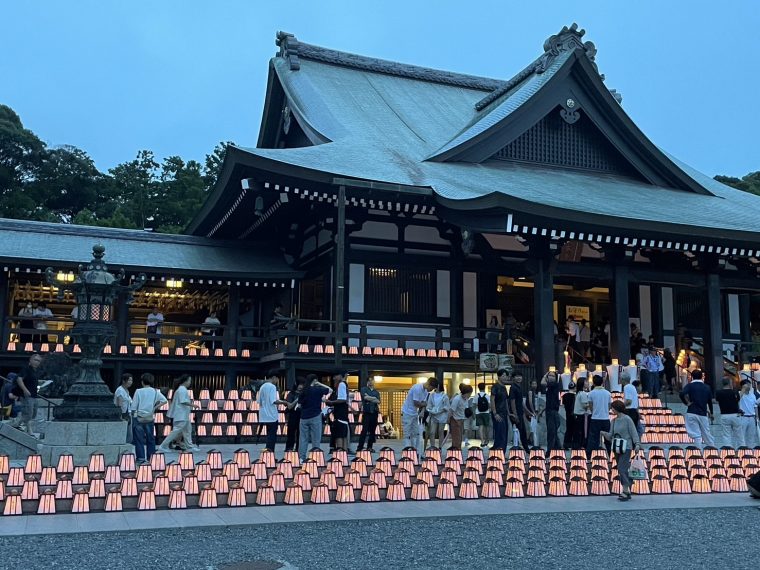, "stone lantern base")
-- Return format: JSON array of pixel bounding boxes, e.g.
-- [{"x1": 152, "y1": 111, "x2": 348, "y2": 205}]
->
[{"x1": 38, "y1": 420, "x2": 132, "y2": 465}]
